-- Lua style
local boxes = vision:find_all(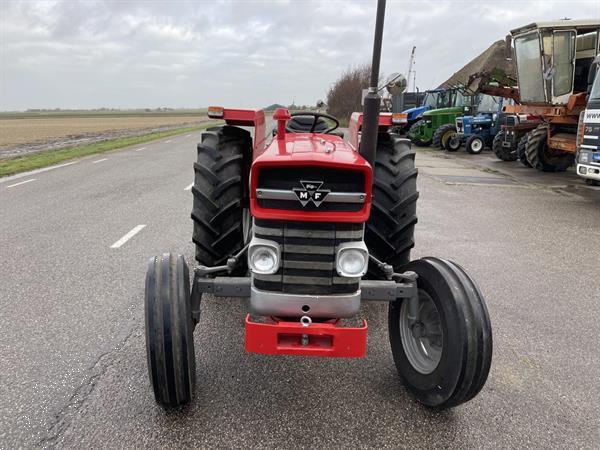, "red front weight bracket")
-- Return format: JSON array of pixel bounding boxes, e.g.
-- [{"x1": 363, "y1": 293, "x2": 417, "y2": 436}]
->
[{"x1": 245, "y1": 314, "x2": 368, "y2": 358}]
